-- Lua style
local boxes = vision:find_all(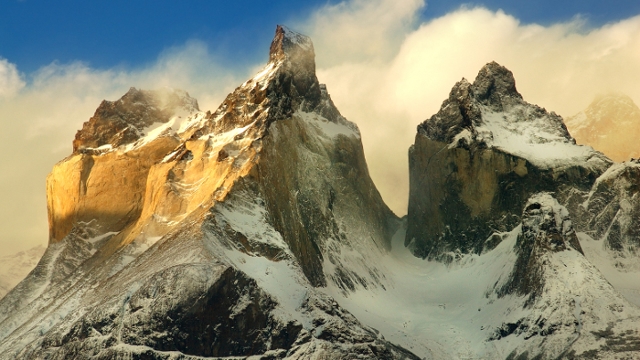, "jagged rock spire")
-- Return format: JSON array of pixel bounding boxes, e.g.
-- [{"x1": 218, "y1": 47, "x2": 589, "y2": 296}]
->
[
  {"x1": 72, "y1": 87, "x2": 199, "y2": 152},
  {"x1": 269, "y1": 25, "x2": 315, "y2": 64},
  {"x1": 471, "y1": 61, "x2": 522, "y2": 106}
]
